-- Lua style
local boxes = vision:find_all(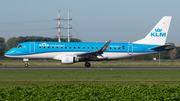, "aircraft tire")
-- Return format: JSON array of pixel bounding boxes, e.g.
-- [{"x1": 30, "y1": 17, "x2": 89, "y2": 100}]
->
[
  {"x1": 25, "y1": 64, "x2": 29, "y2": 67},
  {"x1": 85, "y1": 63, "x2": 91, "y2": 67}
]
